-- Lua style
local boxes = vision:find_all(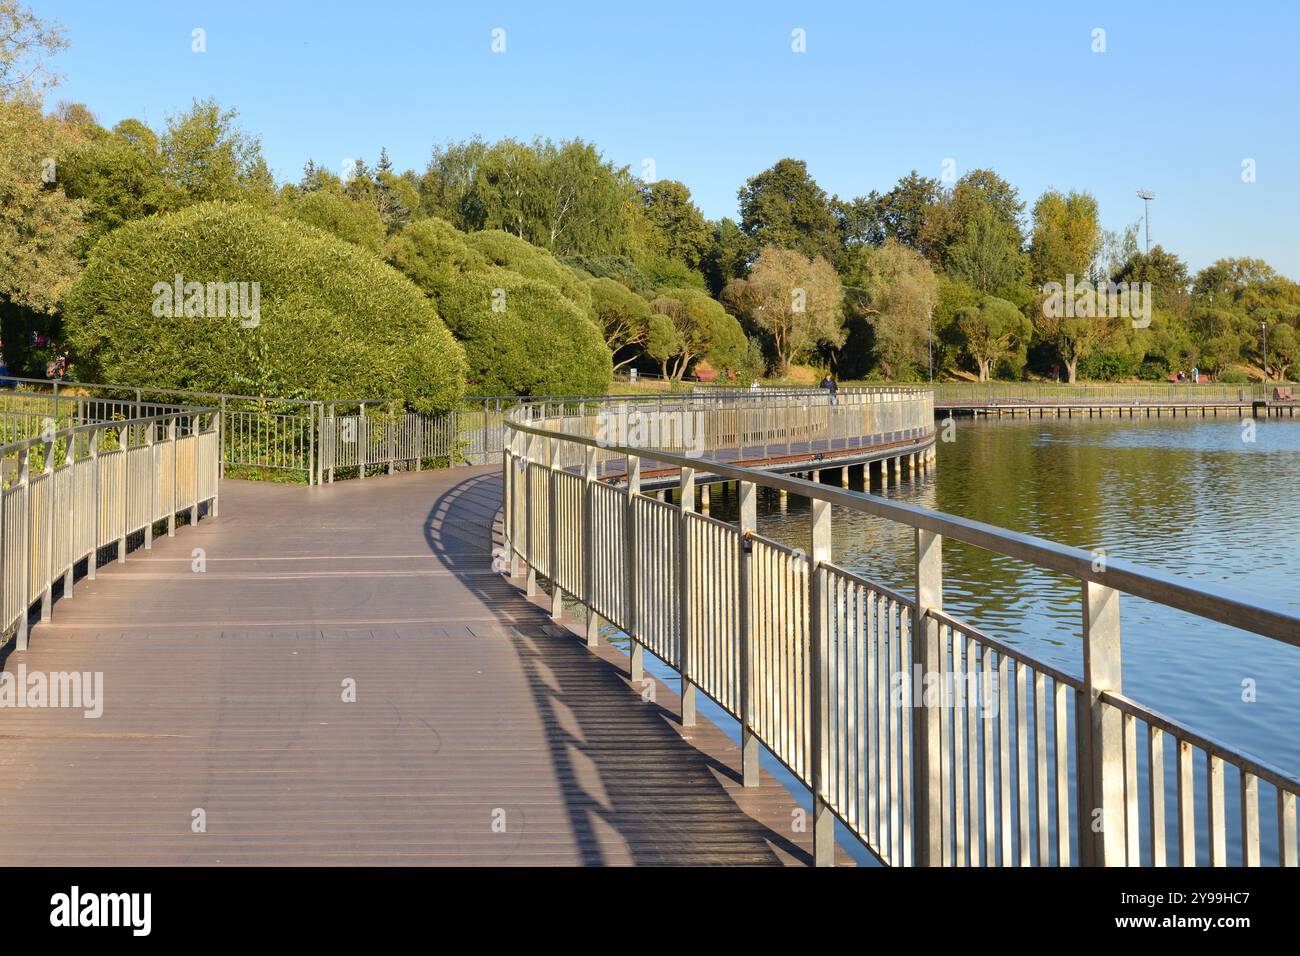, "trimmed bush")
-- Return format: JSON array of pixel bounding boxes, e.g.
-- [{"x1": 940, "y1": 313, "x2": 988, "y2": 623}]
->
[
  {"x1": 63, "y1": 201, "x2": 466, "y2": 411},
  {"x1": 435, "y1": 266, "x2": 611, "y2": 395},
  {"x1": 463, "y1": 229, "x2": 593, "y2": 313},
  {"x1": 386, "y1": 217, "x2": 489, "y2": 290},
  {"x1": 282, "y1": 190, "x2": 386, "y2": 253}
]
